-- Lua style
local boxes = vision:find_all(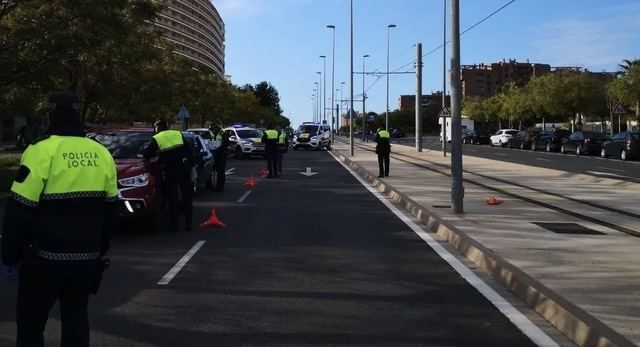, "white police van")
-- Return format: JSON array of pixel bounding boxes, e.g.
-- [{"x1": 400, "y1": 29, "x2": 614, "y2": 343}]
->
[
  {"x1": 223, "y1": 125, "x2": 266, "y2": 158},
  {"x1": 293, "y1": 122, "x2": 331, "y2": 150}
]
